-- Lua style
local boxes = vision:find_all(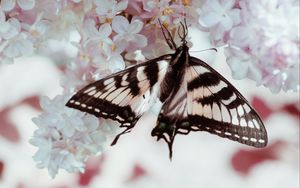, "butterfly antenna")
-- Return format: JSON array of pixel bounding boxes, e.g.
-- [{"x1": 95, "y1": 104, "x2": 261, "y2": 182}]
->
[{"x1": 158, "y1": 19, "x2": 177, "y2": 50}]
